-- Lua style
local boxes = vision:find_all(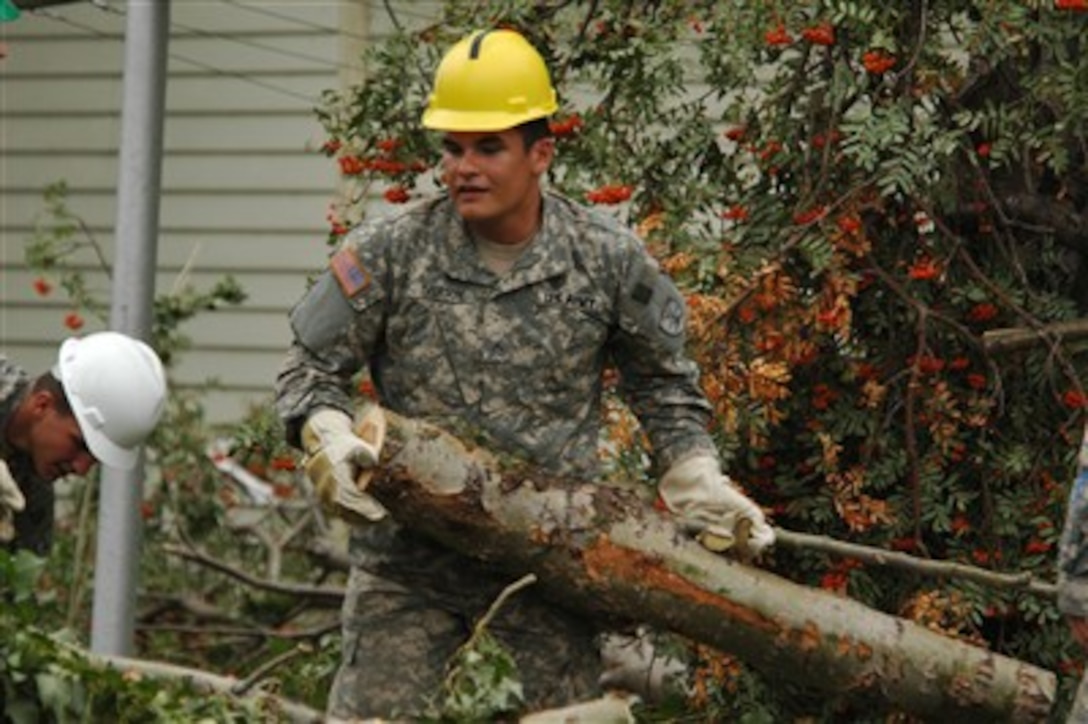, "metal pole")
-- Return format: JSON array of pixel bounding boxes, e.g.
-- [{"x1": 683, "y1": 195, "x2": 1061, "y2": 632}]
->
[{"x1": 90, "y1": 0, "x2": 170, "y2": 656}]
